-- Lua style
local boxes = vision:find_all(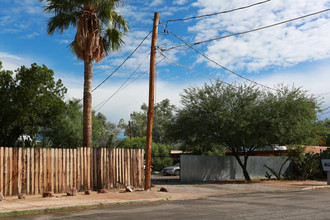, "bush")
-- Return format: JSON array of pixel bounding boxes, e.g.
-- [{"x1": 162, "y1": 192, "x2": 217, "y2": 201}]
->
[
  {"x1": 284, "y1": 146, "x2": 330, "y2": 180},
  {"x1": 117, "y1": 137, "x2": 172, "y2": 171}
]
